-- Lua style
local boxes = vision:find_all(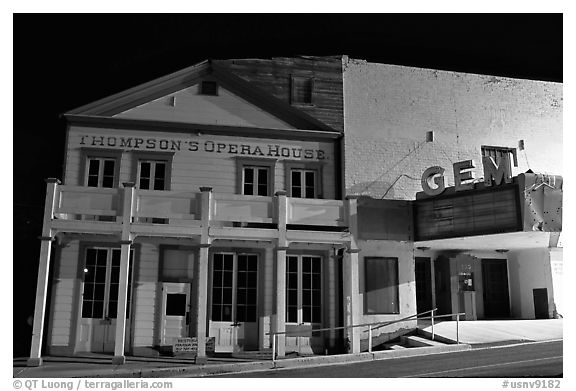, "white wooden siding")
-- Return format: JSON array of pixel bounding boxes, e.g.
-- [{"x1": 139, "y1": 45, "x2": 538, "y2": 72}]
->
[
  {"x1": 65, "y1": 126, "x2": 337, "y2": 199},
  {"x1": 132, "y1": 243, "x2": 160, "y2": 347},
  {"x1": 114, "y1": 85, "x2": 297, "y2": 130},
  {"x1": 49, "y1": 241, "x2": 79, "y2": 346}
]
